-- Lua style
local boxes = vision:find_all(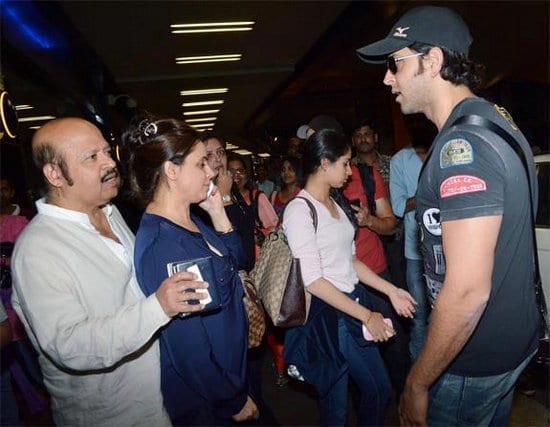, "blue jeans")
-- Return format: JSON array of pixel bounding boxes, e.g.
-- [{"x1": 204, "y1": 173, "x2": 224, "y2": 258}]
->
[
  {"x1": 406, "y1": 259, "x2": 428, "y2": 360},
  {"x1": 319, "y1": 317, "x2": 391, "y2": 426},
  {"x1": 428, "y1": 350, "x2": 536, "y2": 426}
]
